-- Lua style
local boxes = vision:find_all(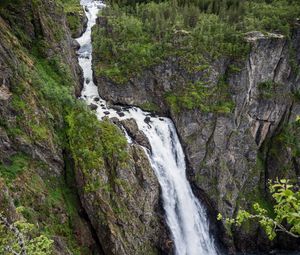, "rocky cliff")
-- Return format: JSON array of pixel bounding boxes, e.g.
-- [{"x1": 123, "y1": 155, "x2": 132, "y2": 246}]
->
[
  {"x1": 0, "y1": 0, "x2": 99, "y2": 253},
  {"x1": 0, "y1": 1, "x2": 168, "y2": 254},
  {"x1": 93, "y1": 20, "x2": 300, "y2": 253}
]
